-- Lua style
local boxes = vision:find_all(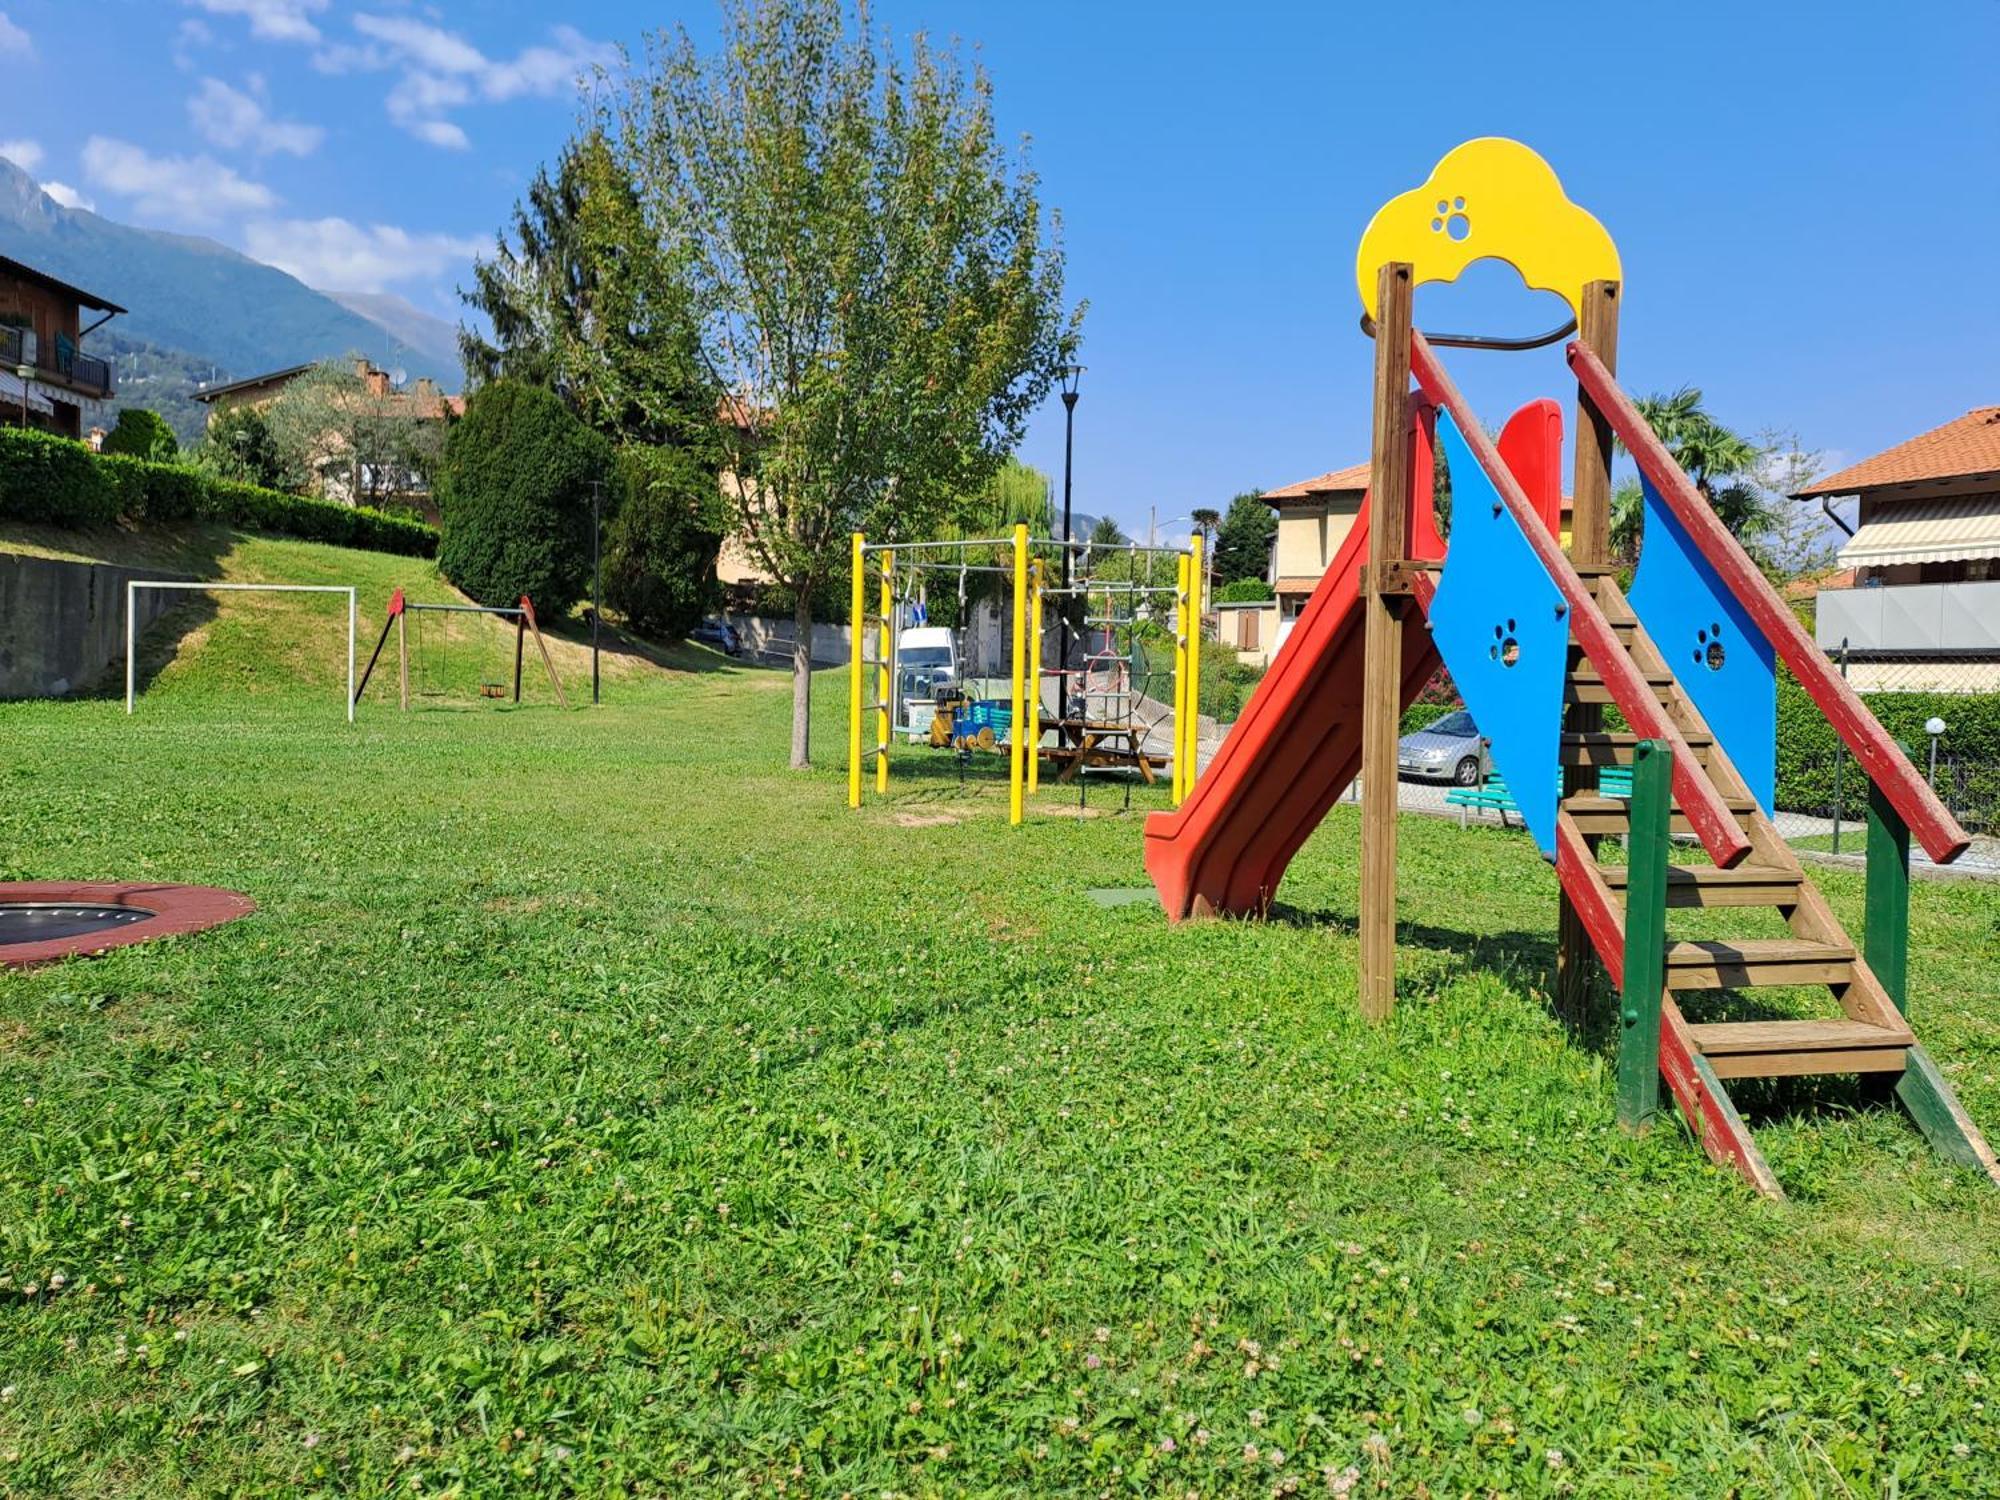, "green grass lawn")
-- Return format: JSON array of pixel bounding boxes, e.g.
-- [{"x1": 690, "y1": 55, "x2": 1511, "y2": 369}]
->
[{"x1": 3, "y1": 528, "x2": 1999, "y2": 1496}]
